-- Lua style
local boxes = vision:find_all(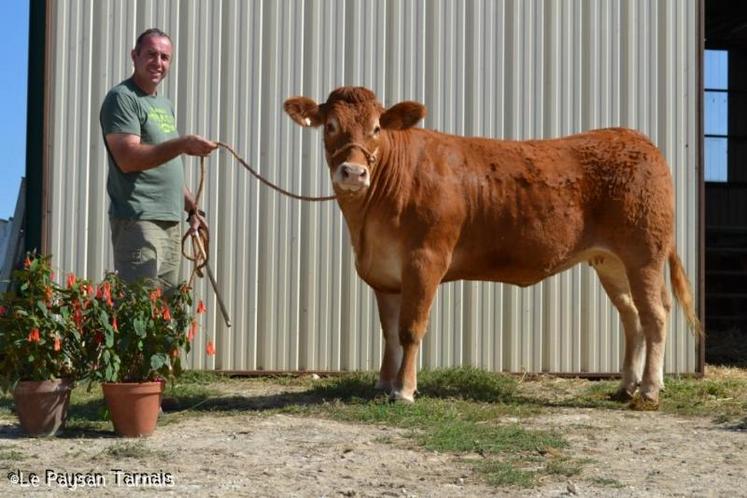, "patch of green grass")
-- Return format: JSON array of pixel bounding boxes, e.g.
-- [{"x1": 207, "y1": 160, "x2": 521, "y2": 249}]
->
[
  {"x1": 101, "y1": 441, "x2": 167, "y2": 460},
  {"x1": 659, "y1": 377, "x2": 747, "y2": 419},
  {"x1": 421, "y1": 421, "x2": 564, "y2": 454},
  {"x1": 0, "y1": 448, "x2": 26, "y2": 462},
  {"x1": 544, "y1": 456, "x2": 584, "y2": 477},
  {"x1": 590, "y1": 476, "x2": 625, "y2": 489},
  {"x1": 418, "y1": 368, "x2": 519, "y2": 402},
  {"x1": 304, "y1": 371, "x2": 380, "y2": 402},
  {"x1": 476, "y1": 459, "x2": 536, "y2": 487}
]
